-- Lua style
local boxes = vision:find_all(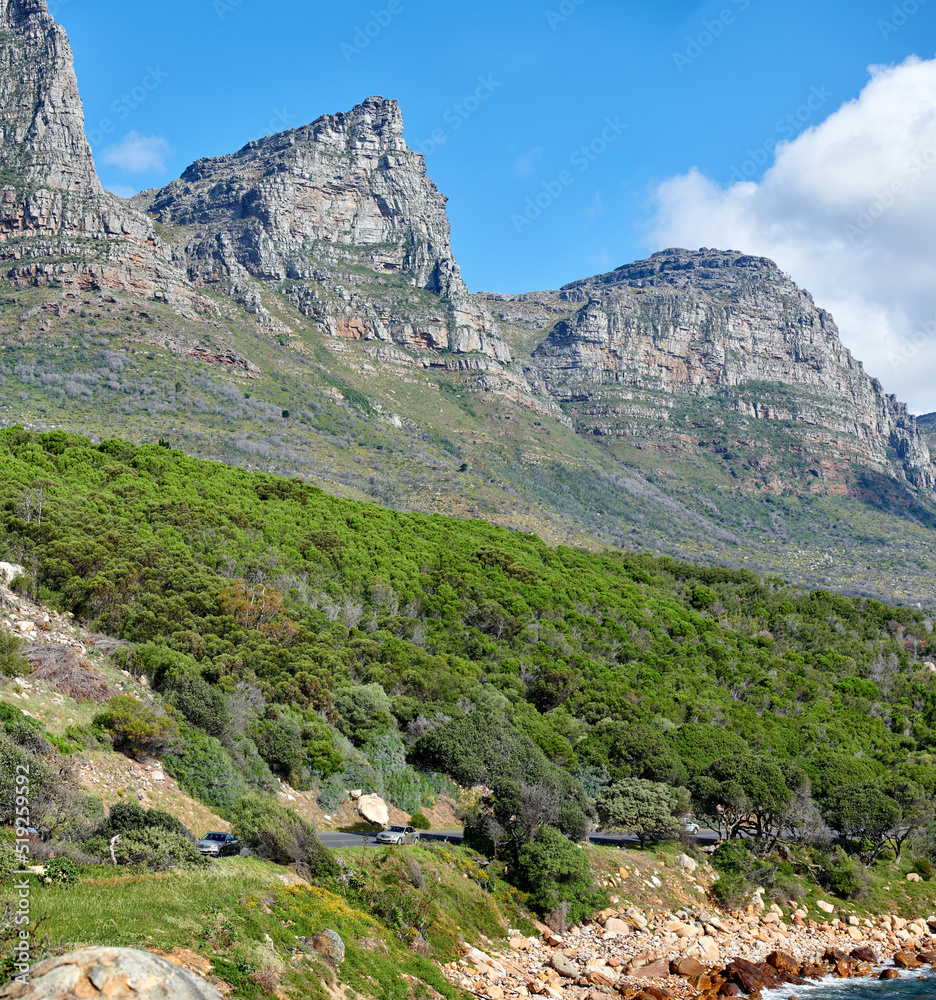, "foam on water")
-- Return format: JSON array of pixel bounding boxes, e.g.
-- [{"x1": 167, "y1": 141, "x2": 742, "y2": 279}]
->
[{"x1": 760, "y1": 968, "x2": 936, "y2": 1000}]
